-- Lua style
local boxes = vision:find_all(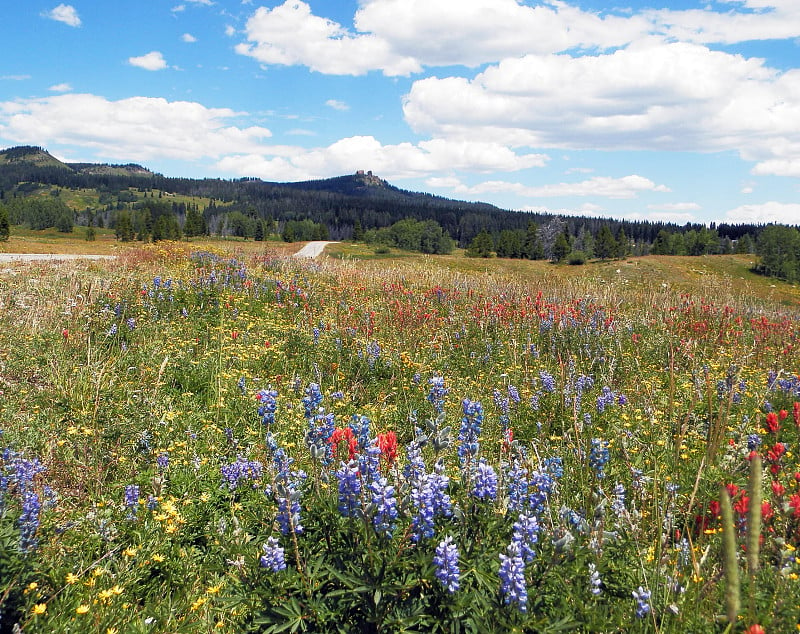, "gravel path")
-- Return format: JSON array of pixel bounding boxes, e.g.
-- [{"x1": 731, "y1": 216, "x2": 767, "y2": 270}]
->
[{"x1": 292, "y1": 241, "x2": 338, "y2": 258}]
